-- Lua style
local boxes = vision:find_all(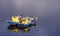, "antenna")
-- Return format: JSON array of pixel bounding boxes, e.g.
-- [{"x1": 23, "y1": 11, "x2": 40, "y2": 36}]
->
[
  {"x1": 20, "y1": 7, "x2": 24, "y2": 17},
  {"x1": 20, "y1": 10, "x2": 23, "y2": 16},
  {"x1": 17, "y1": 7, "x2": 24, "y2": 17}
]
